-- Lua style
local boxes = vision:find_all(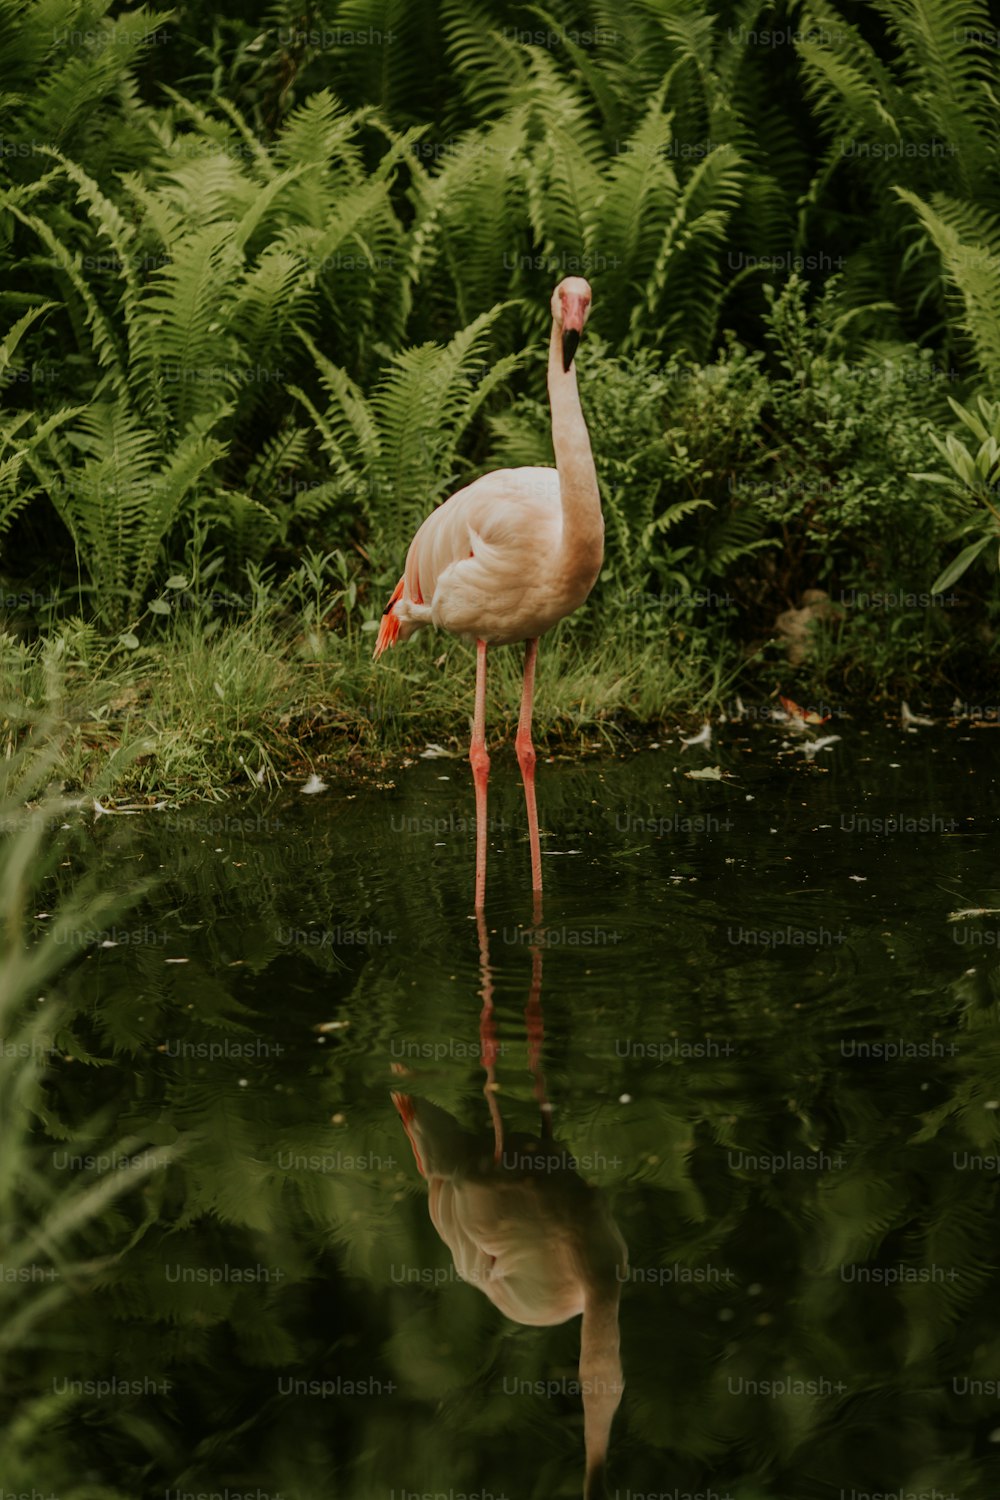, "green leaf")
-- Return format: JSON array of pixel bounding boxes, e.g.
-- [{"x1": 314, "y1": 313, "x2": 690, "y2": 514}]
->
[
  {"x1": 147, "y1": 598, "x2": 171, "y2": 615},
  {"x1": 931, "y1": 533, "x2": 993, "y2": 594},
  {"x1": 165, "y1": 575, "x2": 188, "y2": 589},
  {"x1": 908, "y1": 470, "x2": 959, "y2": 488}
]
